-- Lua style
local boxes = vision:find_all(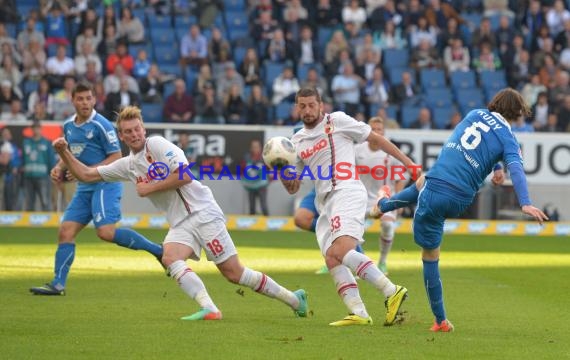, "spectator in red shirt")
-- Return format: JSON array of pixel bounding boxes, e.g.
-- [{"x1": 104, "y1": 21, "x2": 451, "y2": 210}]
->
[
  {"x1": 106, "y1": 42, "x2": 134, "y2": 75},
  {"x1": 163, "y1": 78, "x2": 194, "y2": 123}
]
